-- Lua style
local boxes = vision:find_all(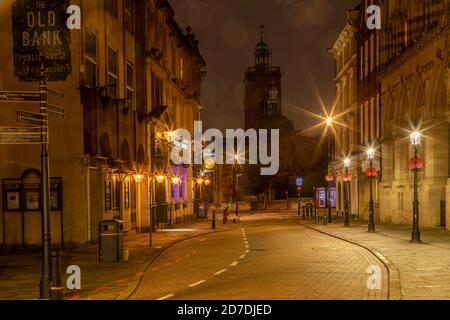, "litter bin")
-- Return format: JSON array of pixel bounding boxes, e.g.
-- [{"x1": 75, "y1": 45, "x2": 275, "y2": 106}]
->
[{"x1": 99, "y1": 219, "x2": 124, "y2": 262}]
